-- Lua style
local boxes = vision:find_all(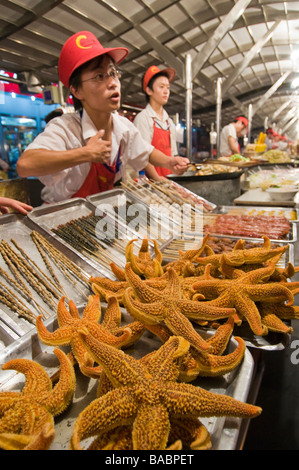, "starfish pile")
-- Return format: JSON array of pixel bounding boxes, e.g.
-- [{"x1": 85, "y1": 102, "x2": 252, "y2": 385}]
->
[
  {"x1": 70, "y1": 331, "x2": 261, "y2": 450},
  {"x1": 2, "y1": 233, "x2": 299, "y2": 450}
]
